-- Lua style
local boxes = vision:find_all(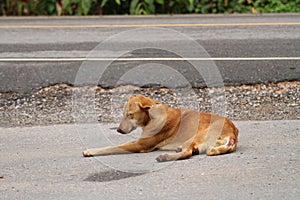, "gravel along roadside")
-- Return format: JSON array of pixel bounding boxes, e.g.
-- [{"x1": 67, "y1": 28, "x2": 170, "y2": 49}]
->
[{"x1": 0, "y1": 81, "x2": 299, "y2": 127}]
